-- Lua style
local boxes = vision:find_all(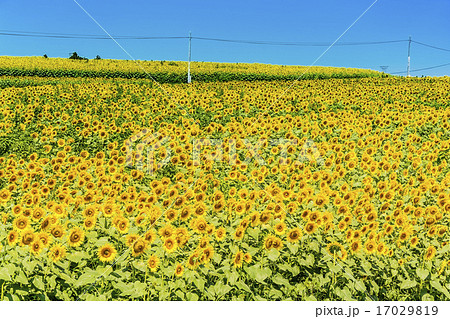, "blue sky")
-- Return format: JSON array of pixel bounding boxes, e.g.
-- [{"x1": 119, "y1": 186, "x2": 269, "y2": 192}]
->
[{"x1": 0, "y1": 0, "x2": 449, "y2": 76}]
